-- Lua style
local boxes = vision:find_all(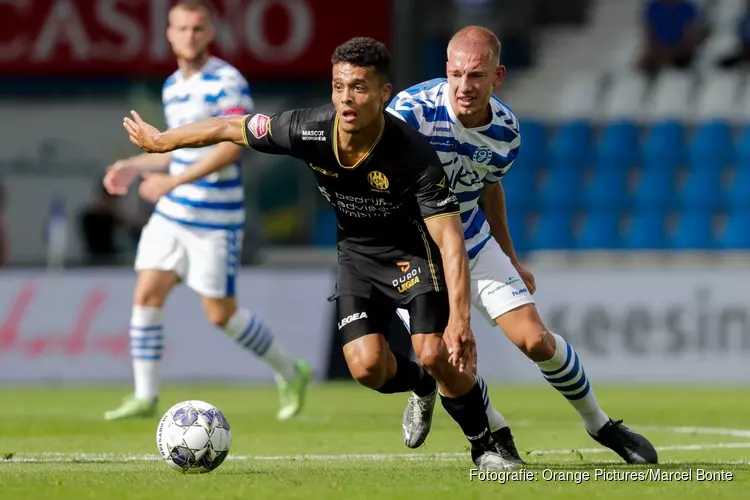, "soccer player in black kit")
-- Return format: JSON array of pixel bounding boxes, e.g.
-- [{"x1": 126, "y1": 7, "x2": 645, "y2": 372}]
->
[{"x1": 123, "y1": 37, "x2": 515, "y2": 470}]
